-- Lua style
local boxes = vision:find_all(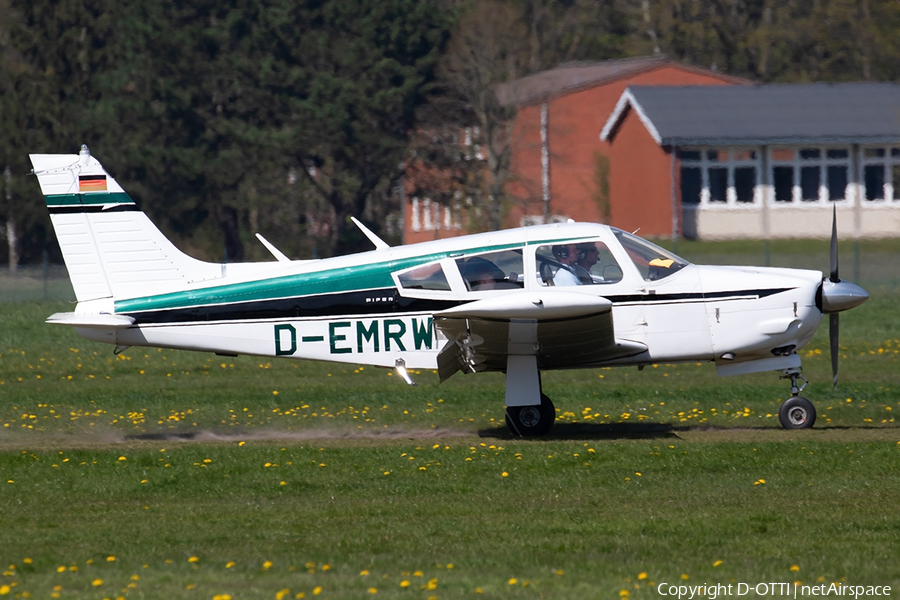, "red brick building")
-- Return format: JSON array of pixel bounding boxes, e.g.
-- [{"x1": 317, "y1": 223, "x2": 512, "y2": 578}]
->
[{"x1": 403, "y1": 56, "x2": 744, "y2": 244}]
